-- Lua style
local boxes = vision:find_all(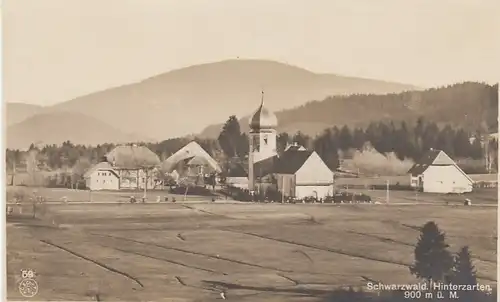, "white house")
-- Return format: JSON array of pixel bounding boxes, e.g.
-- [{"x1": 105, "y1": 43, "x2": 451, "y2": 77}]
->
[
  {"x1": 84, "y1": 162, "x2": 120, "y2": 191},
  {"x1": 274, "y1": 148, "x2": 334, "y2": 199},
  {"x1": 408, "y1": 149, "x2": 473, "y2": 193}
]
